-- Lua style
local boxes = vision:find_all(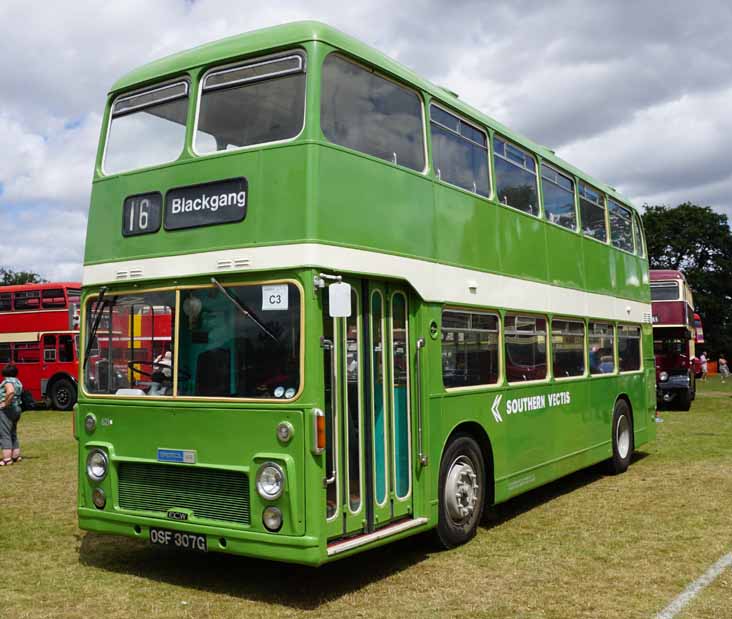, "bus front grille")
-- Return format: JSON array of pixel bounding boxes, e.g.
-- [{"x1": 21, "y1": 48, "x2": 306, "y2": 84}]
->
[{"x1": 117, "y1": 462, "x2": 250, "y2": 525}]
